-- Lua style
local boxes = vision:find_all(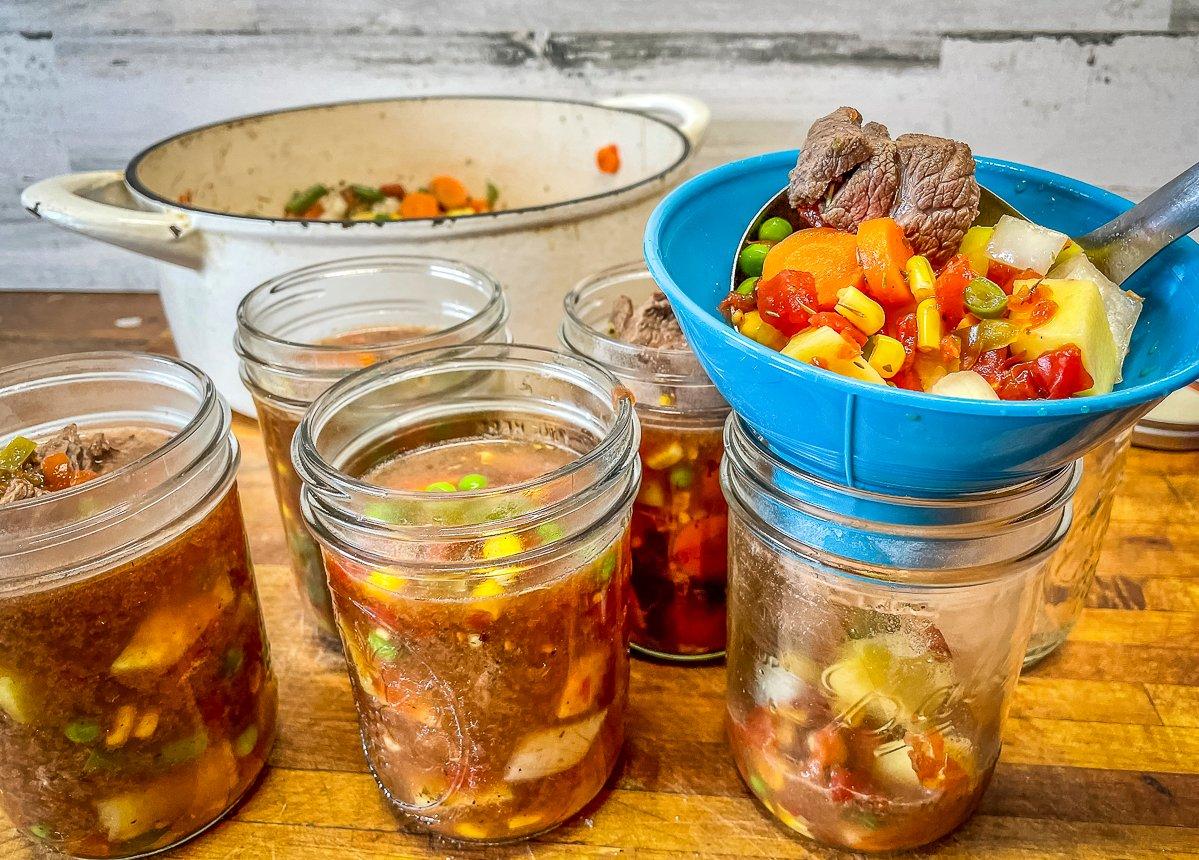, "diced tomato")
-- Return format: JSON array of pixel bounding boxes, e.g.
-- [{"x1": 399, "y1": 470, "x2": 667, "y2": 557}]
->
[
  {"x1": 756, "y1": 270, "x2": 819, "y2": 336},
  {"x1": 1004, "y1": 345, "x2": 1093, "y2": 400},
  {"x1": 807, "y1": 312, "x2": 867, "y2": 348},
  {"x1": 934, "y1": 255, "x2": 976, "y2": 329},
  {"x1": 985, "y1": 261, "x2": 1042, "y2": 294},
  {"x1": 966, "y1": 346, "x2": 1009, "y2": 382},
  {"x1": 1029, "y1": 299, "x2": 1059, "y2": 328},
  {"x1": 807, "y1": 725, "x2": 848, "y2": 769},
  {"x1": 828, "y1": 765, "x2": 869, "y2": 803},
  {"x1": 888, "y1": 310, "x2": 919, "y2": 370},
  {"x1": 379, "y1": 183, "x2": 406, "y2": 198},
  {"x1": 300, "y1": 203, "x2": 324, "y2": 219},
  {"x1": 940, "y1": 334, "x2": 962, "y2": 366},
  {"x1": 719, "y1": 291, "x2": 757, "y2": 320}
]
